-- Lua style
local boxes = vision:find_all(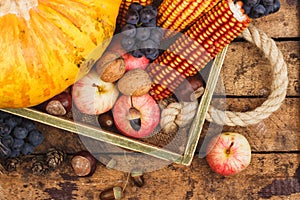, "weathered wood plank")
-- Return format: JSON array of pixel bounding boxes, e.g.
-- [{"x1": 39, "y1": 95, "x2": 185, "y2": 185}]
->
[
  {"x1": 216, "y1": 41, "x2": 300, "y2": 97},
  {"x1": 203, "y1": 98, "x2": 300, "y2": 152},
  {"x1": 0, "y1": 154, "x2": 299, "y2": 200},
  {"x1": 251, "y1": 0, "x2": 299, "y2": 38}
]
